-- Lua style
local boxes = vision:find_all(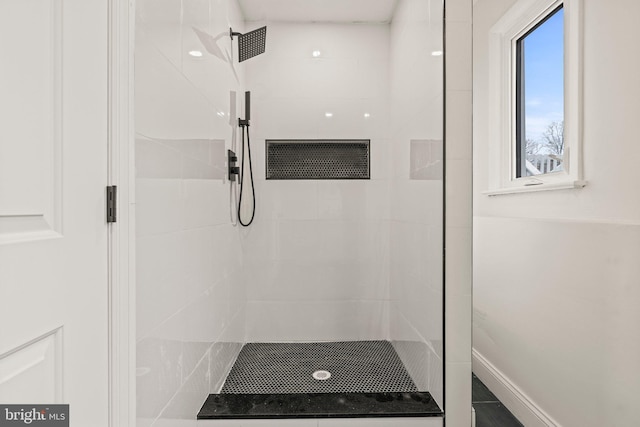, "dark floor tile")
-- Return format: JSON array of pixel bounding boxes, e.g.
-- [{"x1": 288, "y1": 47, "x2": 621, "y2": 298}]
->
[
  {"x1": 474, "y1": 402, "x2": 523, "y2": 427},
  {"x1": 472, "y1": 373, "x2": 499, "y2": 403}
]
